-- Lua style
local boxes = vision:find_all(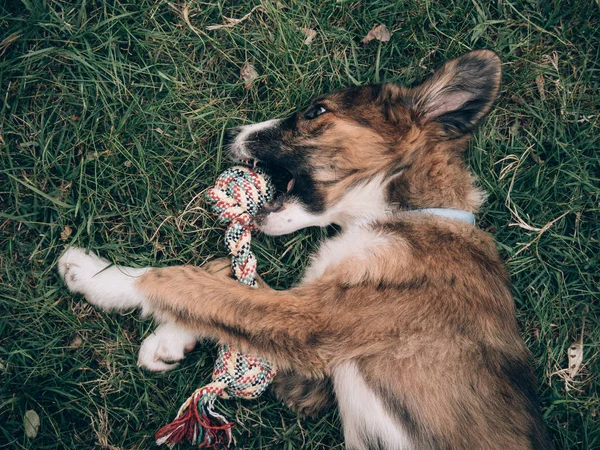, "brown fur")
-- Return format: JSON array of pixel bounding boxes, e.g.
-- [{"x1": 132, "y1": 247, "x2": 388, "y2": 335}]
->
[
  {"x1": 134, "y1": 50, "x2": 551, "y2": 449},
  {"x1": 271, "y1": 371, "x2": 336, "y2": 418}
]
